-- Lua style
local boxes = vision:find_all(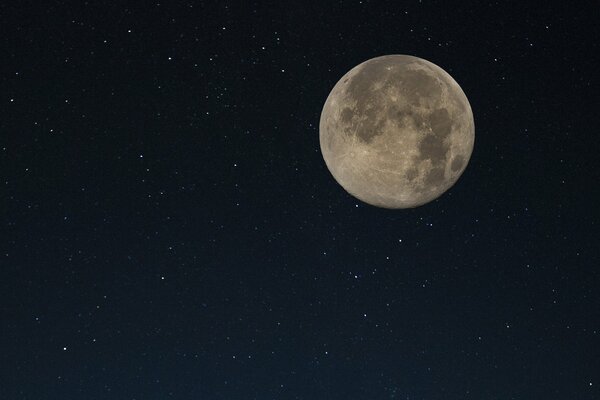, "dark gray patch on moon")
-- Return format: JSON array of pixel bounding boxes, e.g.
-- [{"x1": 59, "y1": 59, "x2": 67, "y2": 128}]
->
[
  {"x1": 419, "y1": 134, "x2": 448, "y2": 164},
  {"x1": 343, "y1": 60, "x2": 393, "y2": 144},
  {"x1": 400, "y1": 69, "x2": 441, "y2": 106},
  {"x1": 354, "y1": 105, "x2": 385, "y2": 144},
  {"x1": 418, "y1": 107, "x2": 452, "y2": 173},
  {"x1": 451, "y1": 155, "x2": 465, "y2": 172},
  {"x1": 391, "y1": 107, "x2": 424, "y2": 129},
  {"x1": 345, "y1": 58, "x2": 389, "y2": 104},
  {"x1": 429, "y1": 108, "x2": 452, "y2": 138},
  {"x1": 405, "y1": 168, "x2": 418, "y2": 181},
  {"x1": 425, "y1": 167, "x2": 445, "y2": 187},
  {"x1": 340, "y1": 107, "x2": 353, "y2": 123}
]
